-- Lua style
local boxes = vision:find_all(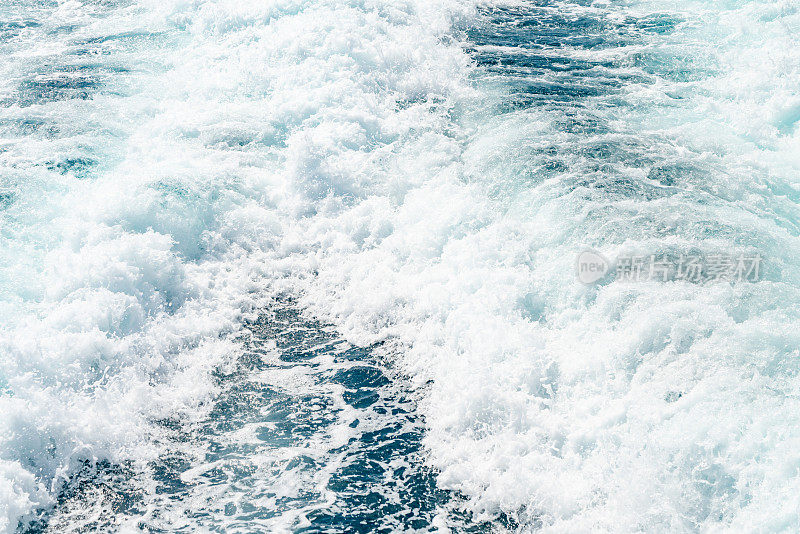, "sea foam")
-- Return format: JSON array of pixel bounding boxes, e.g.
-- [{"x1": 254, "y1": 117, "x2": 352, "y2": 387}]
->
[{"x1": 2, "y1": 0, "x2": 800, "y2": 531}]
